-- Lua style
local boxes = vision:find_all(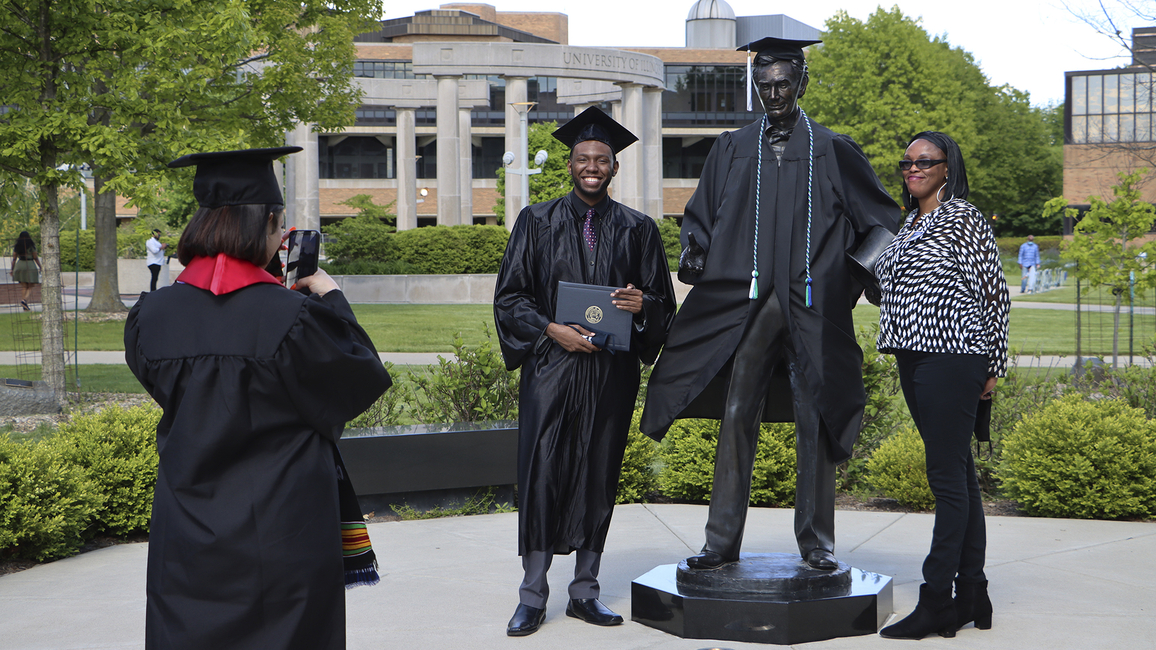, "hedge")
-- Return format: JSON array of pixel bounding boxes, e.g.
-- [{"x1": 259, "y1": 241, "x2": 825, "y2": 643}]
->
[
  {"x1": 867, "y1": 426, "x2": 935, "y2": 510},
  {"x1": 393, "y1": 225, "x2": 509, "y2": 274},
  {"x1": 999, "y1": 395, "x2": 1156, "y2": 519},
  {"x1": 658, "y1": 418, "x2": 796, "y2": 507}
]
